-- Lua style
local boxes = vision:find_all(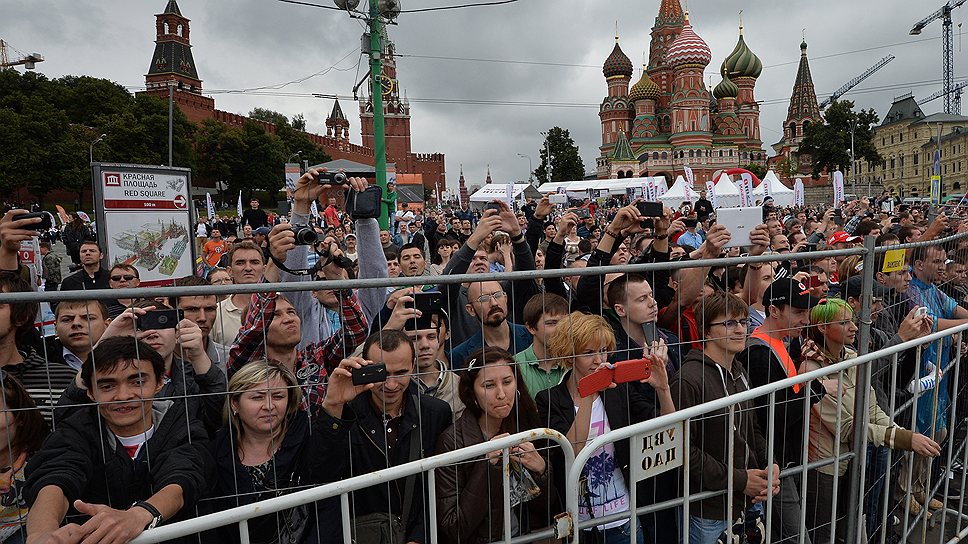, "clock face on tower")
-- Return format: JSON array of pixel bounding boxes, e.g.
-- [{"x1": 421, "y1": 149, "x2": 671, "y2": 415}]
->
[{"x1": 380, "y1": 75, "x2": 394, "y2": 97}]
